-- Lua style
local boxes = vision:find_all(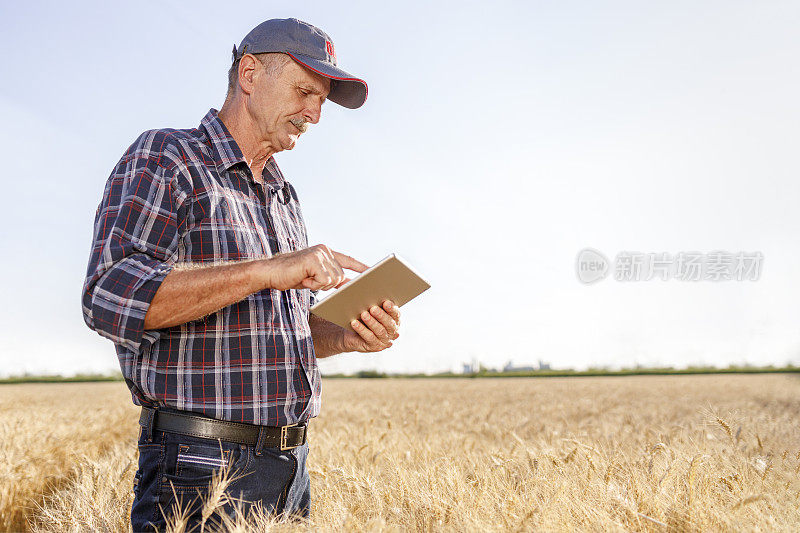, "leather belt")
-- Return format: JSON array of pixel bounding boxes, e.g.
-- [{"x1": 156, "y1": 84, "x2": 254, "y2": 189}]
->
[{"x1": 140, "y1": 407, "x2": 307, "y2": 451}]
